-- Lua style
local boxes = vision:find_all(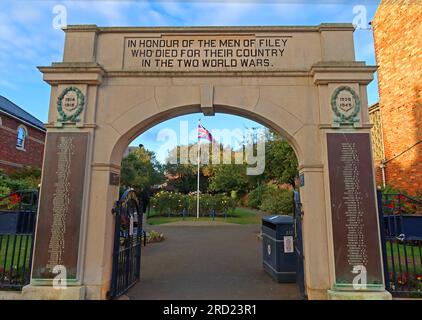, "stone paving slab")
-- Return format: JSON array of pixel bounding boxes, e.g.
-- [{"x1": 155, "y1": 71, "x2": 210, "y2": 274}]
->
[{"x1": 127, "y1": 224, "x2": 300, "y2": 300}]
